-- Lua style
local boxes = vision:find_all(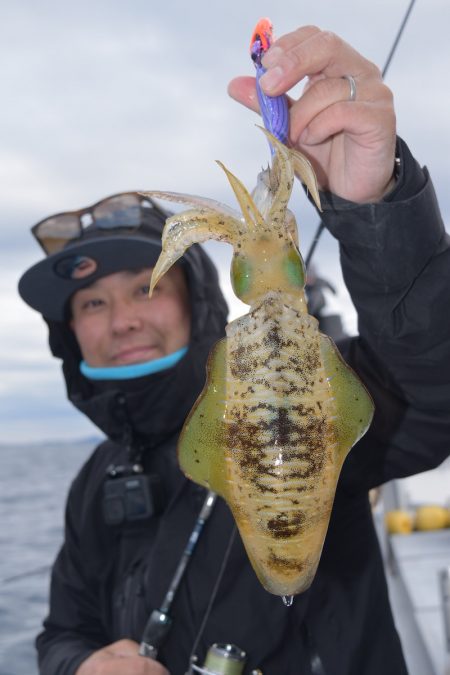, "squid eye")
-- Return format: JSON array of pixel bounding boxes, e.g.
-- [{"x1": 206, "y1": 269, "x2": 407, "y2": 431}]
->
[
  {"x1": 283, "y1": 248, "x2": 305, "y2": 288},
  {"x1": 231, "y1": 254, "x2": 252, "y2": 302}
]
